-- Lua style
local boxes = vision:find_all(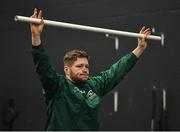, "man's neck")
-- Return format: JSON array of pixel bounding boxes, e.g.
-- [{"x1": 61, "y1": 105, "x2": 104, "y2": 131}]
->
[{"x1": 65, "y1": 75, "x2": 86, "y2": 86}]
